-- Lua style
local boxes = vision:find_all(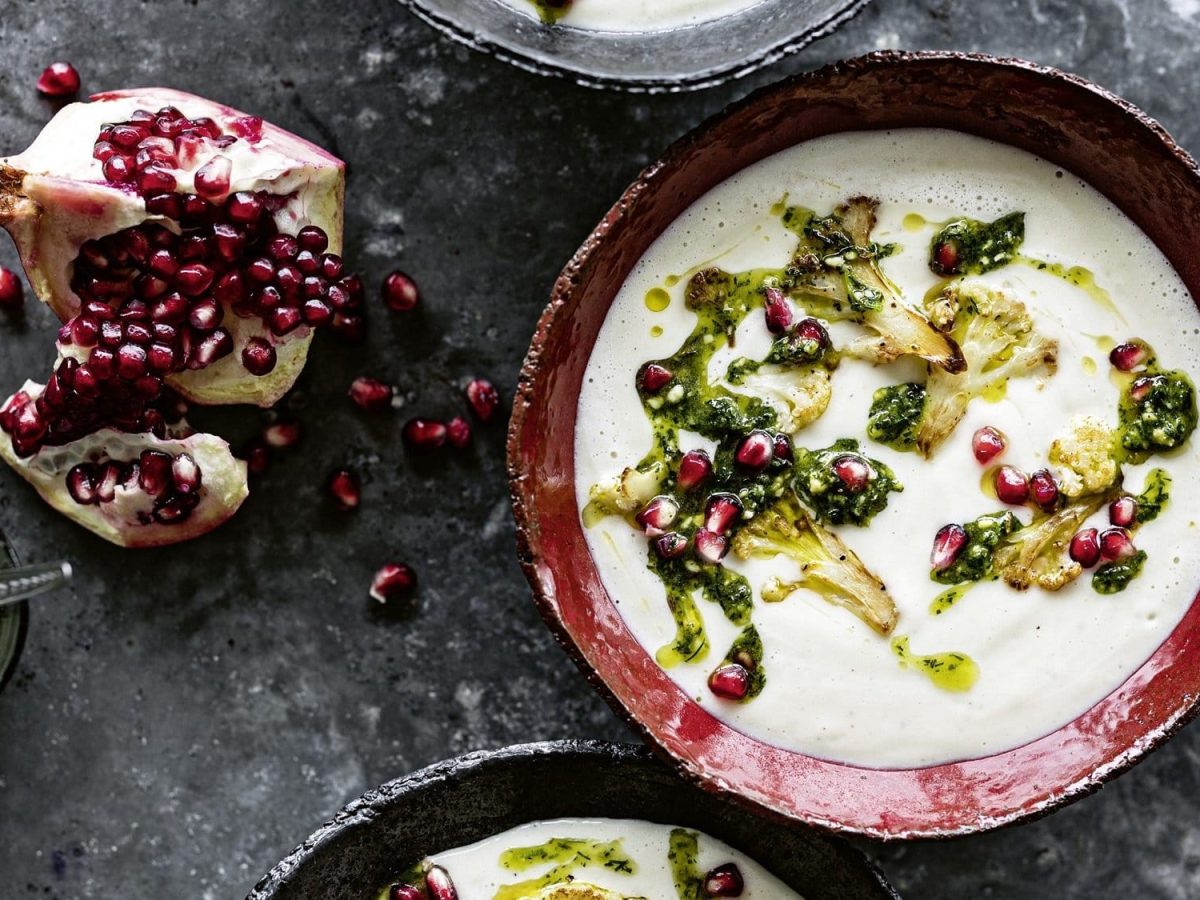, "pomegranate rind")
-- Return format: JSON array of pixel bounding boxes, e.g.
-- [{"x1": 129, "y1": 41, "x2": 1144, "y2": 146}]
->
[
  {"x1": 0, "y1": 381, "x2": 248, "y2": 547},
  {"x1": 0, "y1": 87, "x2": 345, "y2": 408}
]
